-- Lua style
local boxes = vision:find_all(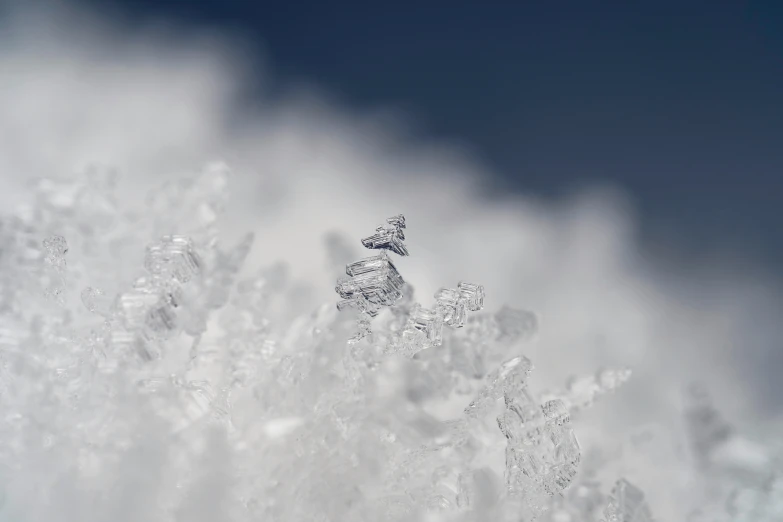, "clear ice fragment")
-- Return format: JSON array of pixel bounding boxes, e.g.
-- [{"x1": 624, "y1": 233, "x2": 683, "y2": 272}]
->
[
  {"x1": 336, "y1": 295, "x2": 379, "y2": 317},
  {"x1": 501, "y1": 397, "x2": 581, "y2": 497},
  {"x1": 457, "y1": 282, "x2": 485, "y2": 311},
  {"x1": 409, "y1": 304, "x2": 444, "y2": 346},
  {"x1": 144, "y1": 235, "x2": 201, "y2": 283},
  {"x1": 434, "y1": 287, "x2": 467, "y2": 328},
  {"x1": 360, "y1": 214, "x2": 409, "y2": 256},
  {"x1": 345, "y1": 252, "x2": 397, "y2": 278},
  {"x1": 336, "y1": 215, "x2": 411, "y2": 341},
  {"x1": 542, "y1": 398, "x2": 571, "y2": 426},
  {"x1": 465, "y1": 356, "x2": 534, "y2": 417},
  {"x1": 361, "y1": 225, "x2": 409, "y2": 256},
  {"x1": 386, "y1": 214, "x2": 406, "y2": 229},
  {"x1": 338, "y1": 252, "x2": 404, "y2": 308}
]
